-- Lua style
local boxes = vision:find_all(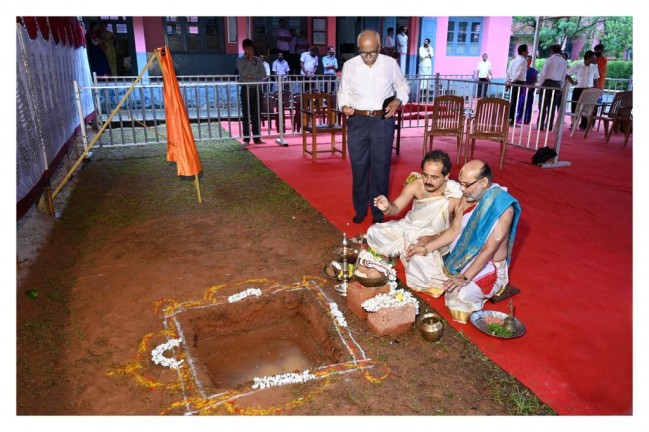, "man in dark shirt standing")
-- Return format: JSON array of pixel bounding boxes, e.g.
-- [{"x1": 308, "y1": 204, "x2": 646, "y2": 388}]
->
[{"x1": 236, "y1": 39, "x2": 267, "y2": 145}]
